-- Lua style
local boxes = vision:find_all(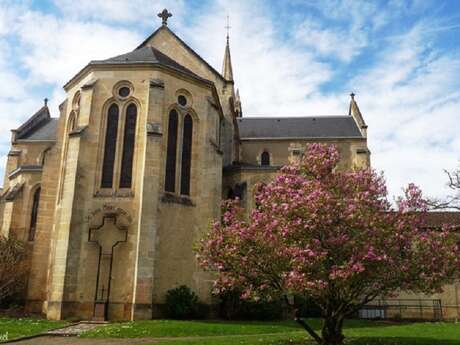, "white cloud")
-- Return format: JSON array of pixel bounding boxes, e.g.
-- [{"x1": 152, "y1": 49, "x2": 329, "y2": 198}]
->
[
  {"x1": 14, "y1": 11, "x2": 143, "y2": 85},
  {"x1": 52, "y1": 0, "x2": 186, "y2": 26},
  {"x1": 179, "y1": 0, "x2": 332, "y2": 115},
  {"x1": 294, "y1": 20, "x2": 367, "y2": 62},
  {"x1": 349, "y1": 23, "x2": 460, "y2": 199},
  {"x1": 0, "y1": 3, "x2": 146, "y2": 183},
  {"x1": 0, "y1": 0, "x2": 27, "y2": 35}
]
